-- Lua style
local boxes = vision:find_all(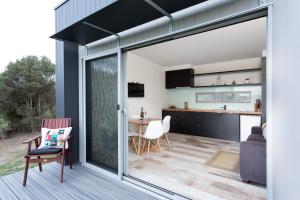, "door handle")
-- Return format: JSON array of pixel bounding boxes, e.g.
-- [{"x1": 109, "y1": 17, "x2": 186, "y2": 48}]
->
[{"x1": 117, "y1": 104, "x2": 126, "y2": 114}]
